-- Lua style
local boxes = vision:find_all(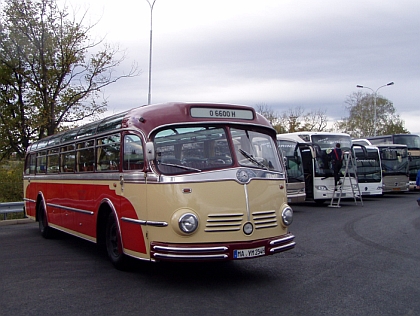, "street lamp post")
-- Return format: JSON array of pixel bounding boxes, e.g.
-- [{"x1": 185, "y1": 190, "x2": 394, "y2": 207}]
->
[
  {"x1": 356, "y1": 82, "x2": 394, "y2": 136},
  {"x1": 146, "y1": 0, "x2": 157, "y2": 105}
]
